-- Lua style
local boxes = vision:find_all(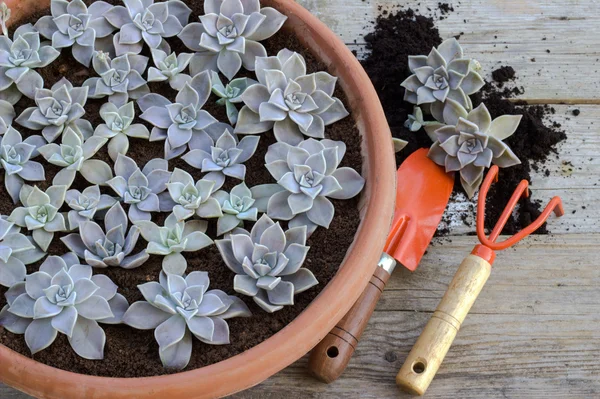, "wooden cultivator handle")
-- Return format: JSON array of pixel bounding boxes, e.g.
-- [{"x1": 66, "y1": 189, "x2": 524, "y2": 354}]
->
[
  {"x1": 396, "y1": 254, "x2": 492, "y2": 395},
  {"x1": 308, "y1": 254, "x2": 395, "y2": 383}
]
